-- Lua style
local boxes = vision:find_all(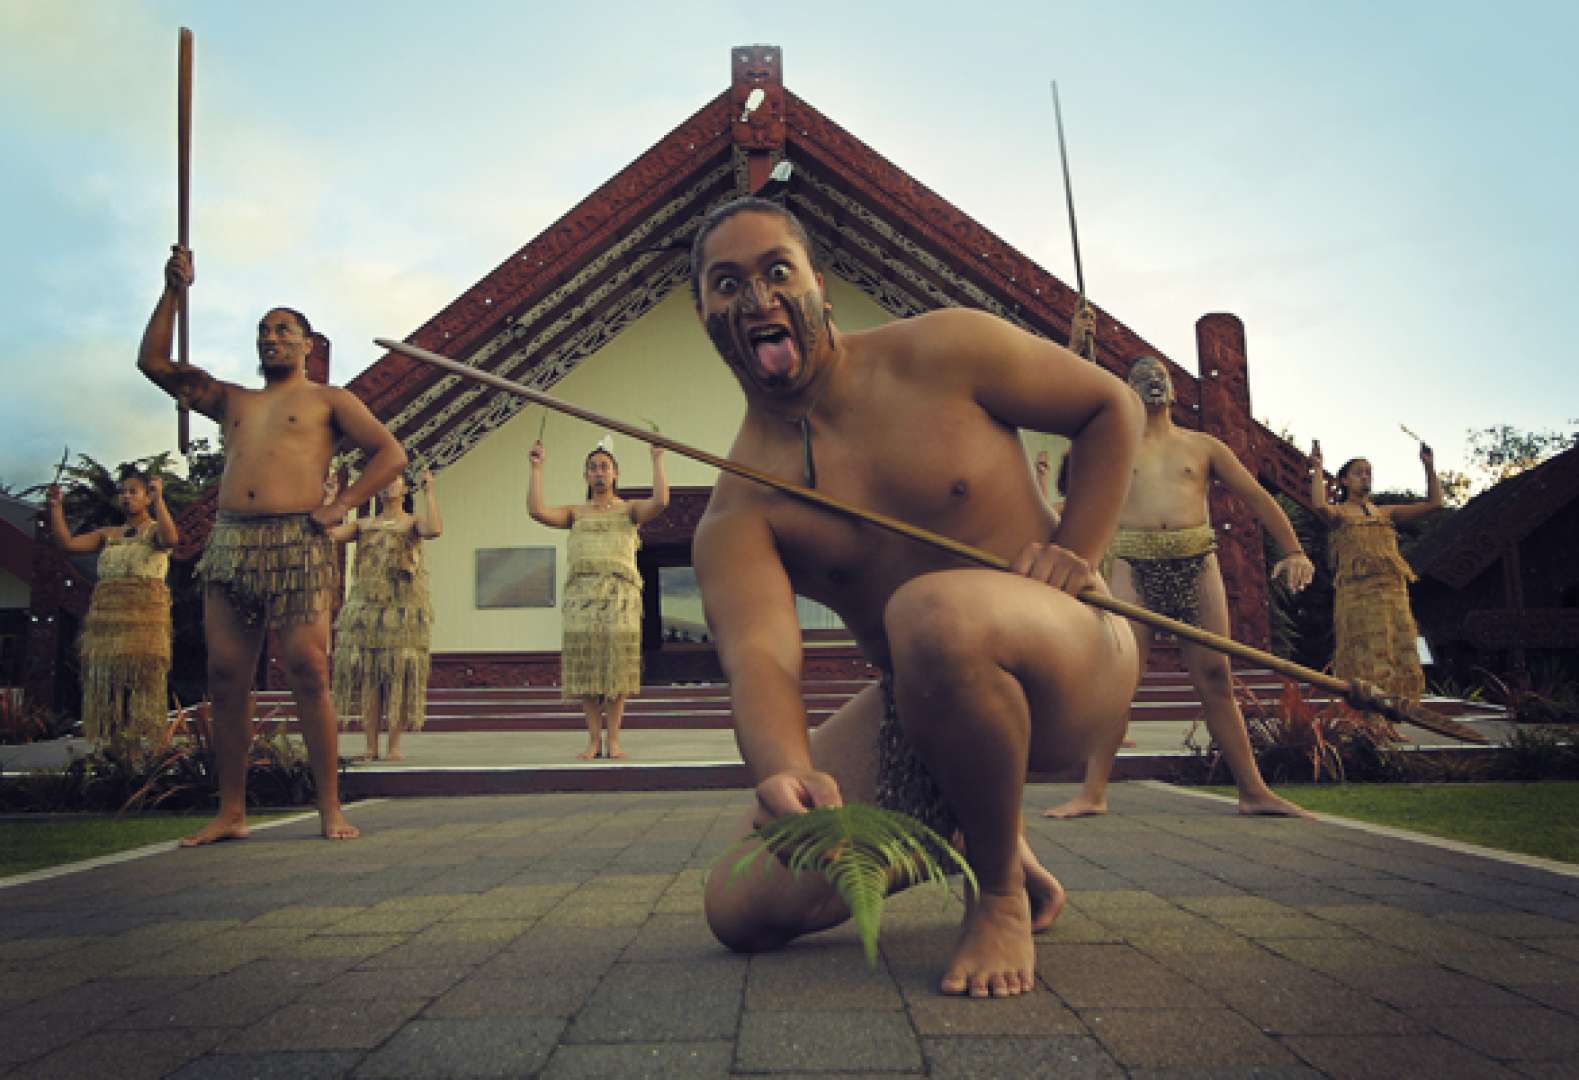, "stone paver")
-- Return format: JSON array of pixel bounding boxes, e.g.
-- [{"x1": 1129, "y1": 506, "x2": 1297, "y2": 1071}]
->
[{"x1": 3, "y1": 782, "x2": 1578, "y2": 1077}]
